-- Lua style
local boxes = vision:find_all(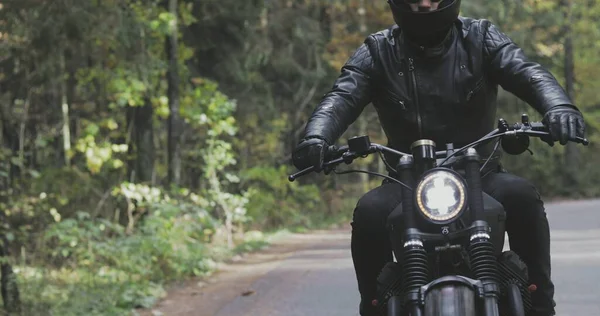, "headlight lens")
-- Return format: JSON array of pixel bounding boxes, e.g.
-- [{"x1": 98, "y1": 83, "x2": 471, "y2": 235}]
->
[{"x1": 415, "y1": 170, "x2": 467, "y2": 223}]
